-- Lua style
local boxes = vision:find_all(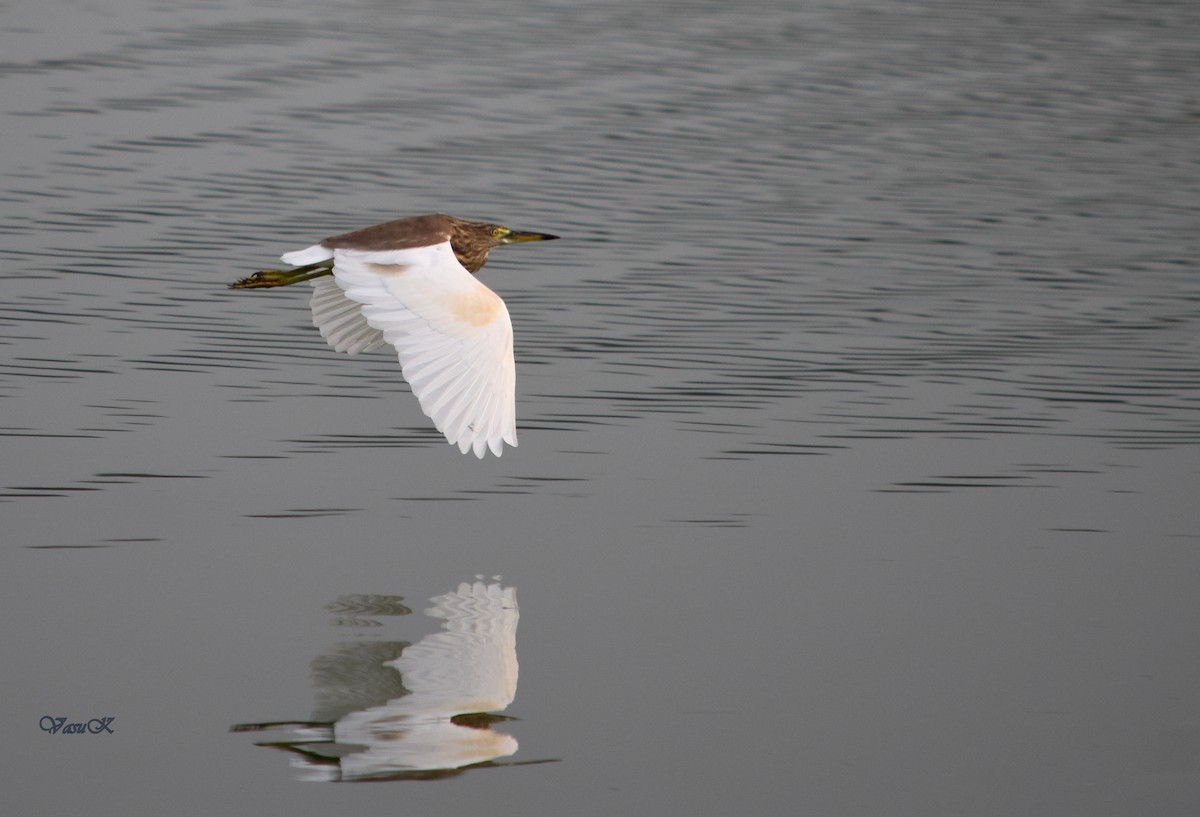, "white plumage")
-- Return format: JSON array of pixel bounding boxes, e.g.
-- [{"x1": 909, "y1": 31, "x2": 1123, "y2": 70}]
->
[{"x1": 285, "y1": 241, "x2": 519, "y2": 458}]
